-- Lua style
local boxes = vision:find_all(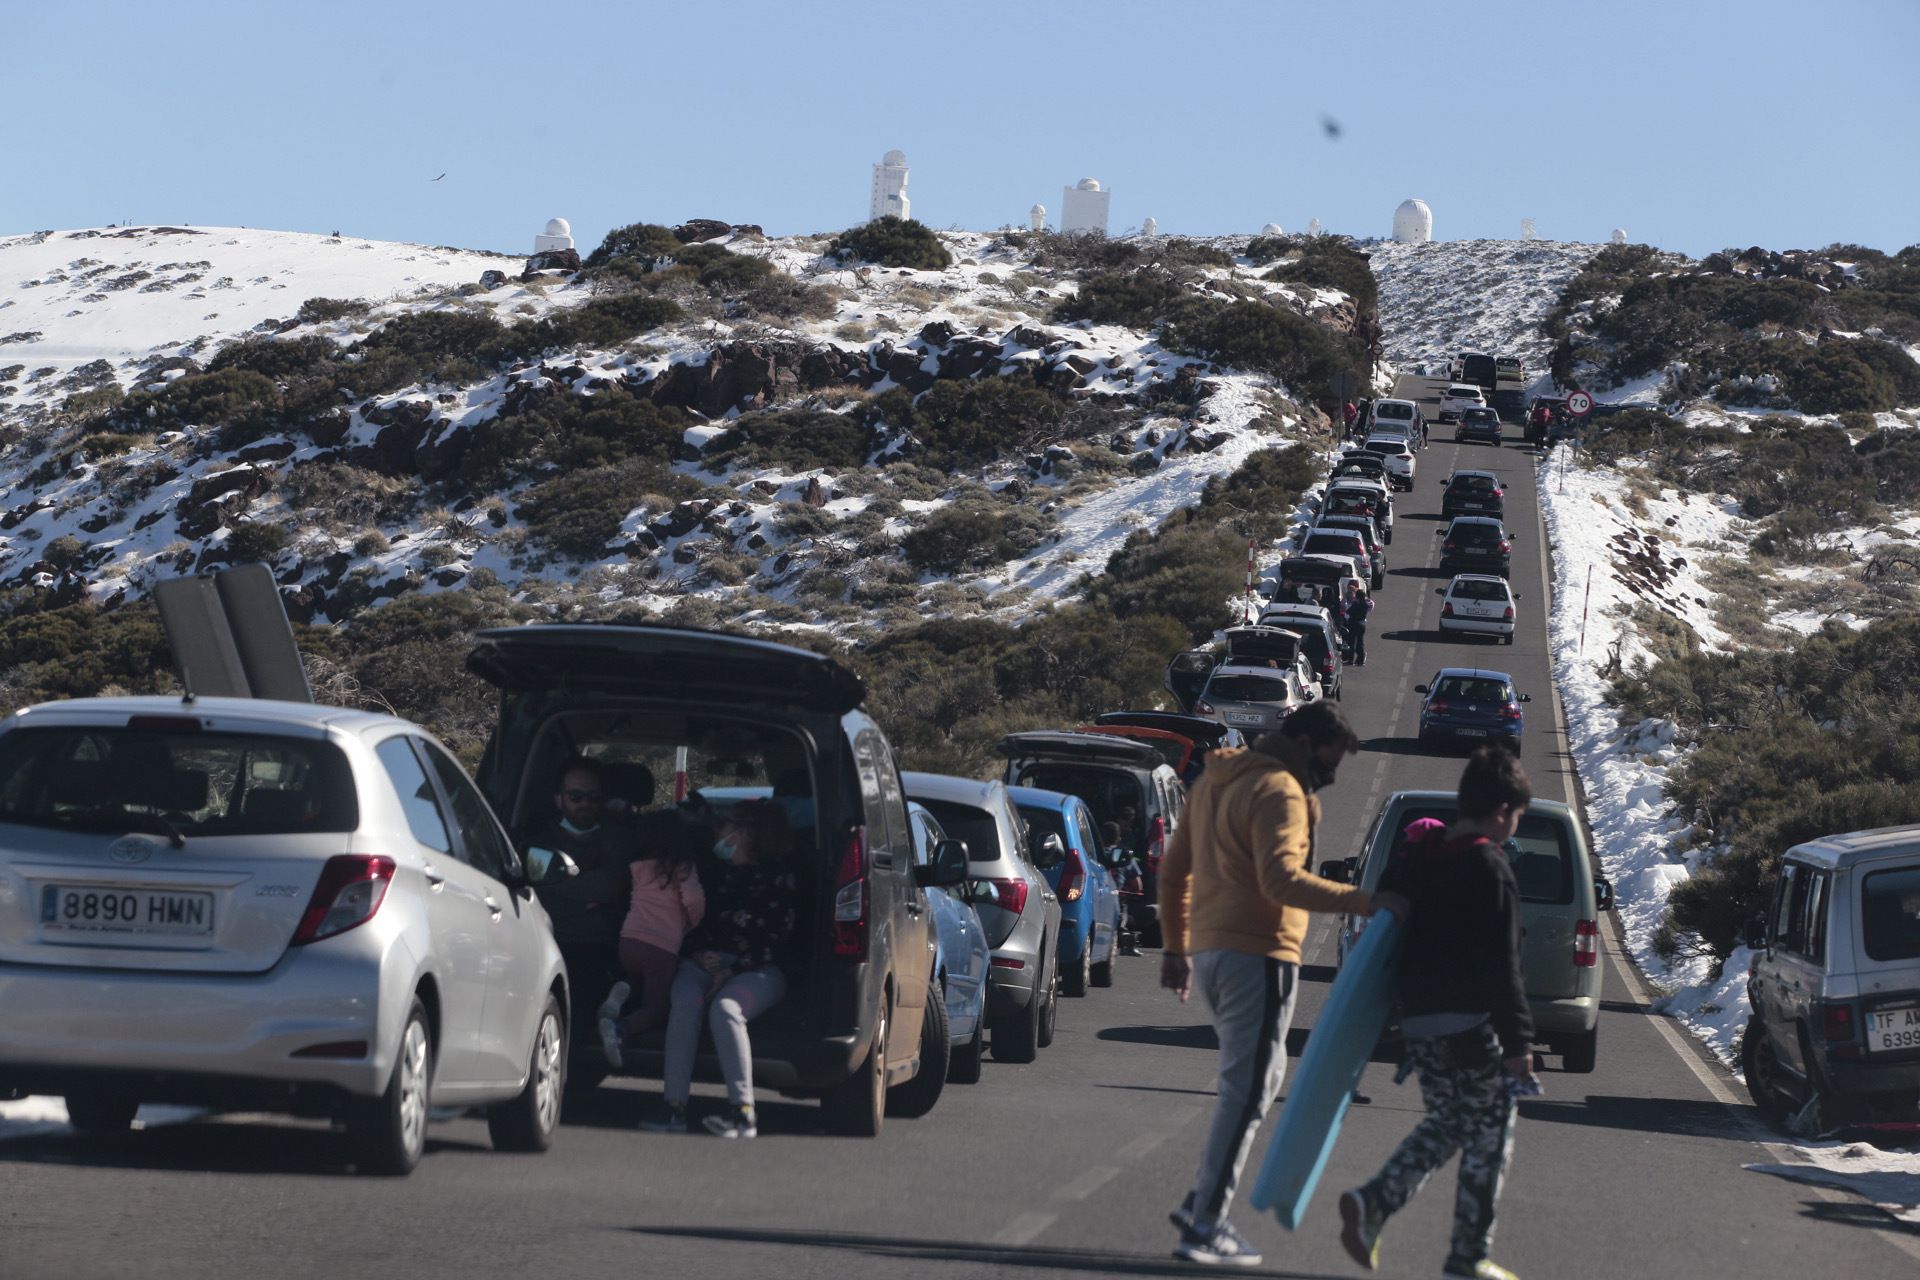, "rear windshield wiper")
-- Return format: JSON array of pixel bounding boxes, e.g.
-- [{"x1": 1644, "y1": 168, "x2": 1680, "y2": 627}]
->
[{"x1": 121, "y1": 810, "x2": 188, "y2": 849}]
